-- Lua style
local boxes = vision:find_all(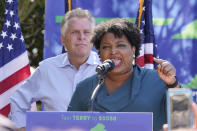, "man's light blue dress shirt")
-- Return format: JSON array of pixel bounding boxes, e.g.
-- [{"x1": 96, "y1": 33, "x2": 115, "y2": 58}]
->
[{"x1": 9, "y1": 51, "x2": 100, "y2": 128}]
